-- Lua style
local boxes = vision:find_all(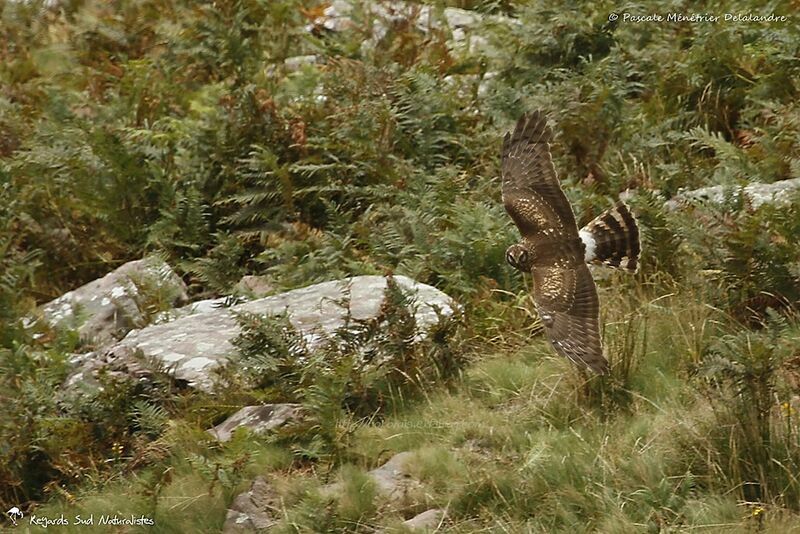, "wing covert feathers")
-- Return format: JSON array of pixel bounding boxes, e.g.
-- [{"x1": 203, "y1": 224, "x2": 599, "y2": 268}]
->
[{"x1": 532, "y1": 264, "x2": 607, "y2": 374}]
